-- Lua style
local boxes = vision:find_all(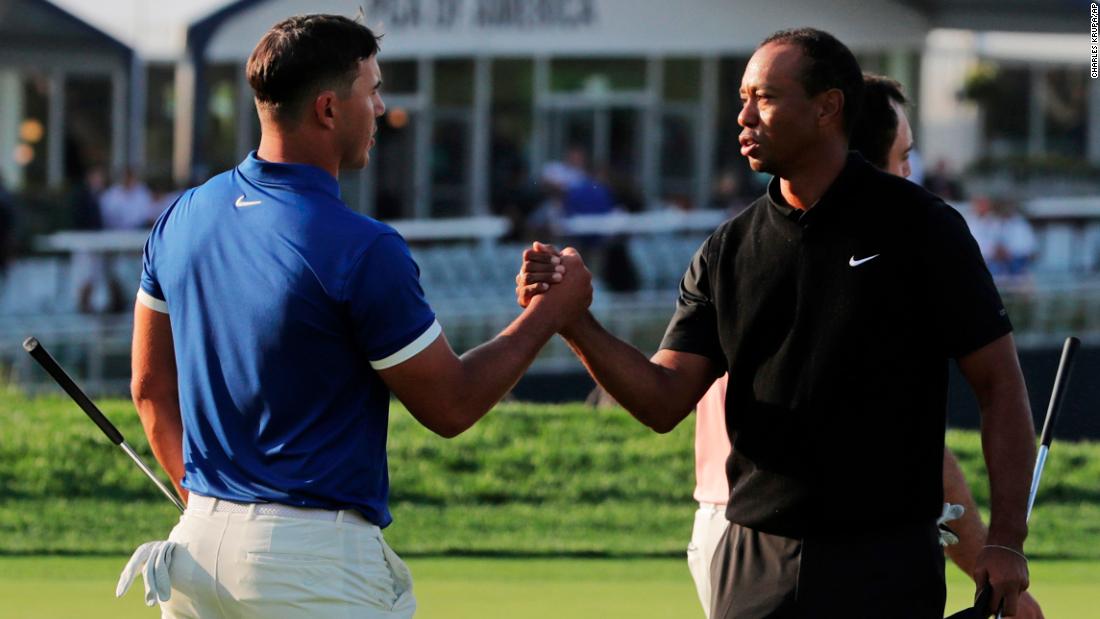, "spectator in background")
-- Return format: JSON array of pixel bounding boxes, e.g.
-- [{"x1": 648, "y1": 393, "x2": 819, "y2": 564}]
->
[
  {"x1": 708, "y1": 169, "x2": 751, "y2": 215},
  {"x1": 100, "y1": 168, "x2": 155, "y2": 230},
  {"x1": 997, "y1": 199, "x2": 1038, "y2": 276},
  {"x1": 98, "y1": 168, "x2": 152, "y2": 313},
  {"x1": 968, "y1": 195, "x2": 1038, "y2": 278},
  {"x1": 560, "y1": 146, "x2": 616, "y2": 219},
  {"x1": 69, "y1": 165, "x2": 109, "y2": 313},
  {"x1": 925, "y1": 158, "x2": 965, "y2": 202}
]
